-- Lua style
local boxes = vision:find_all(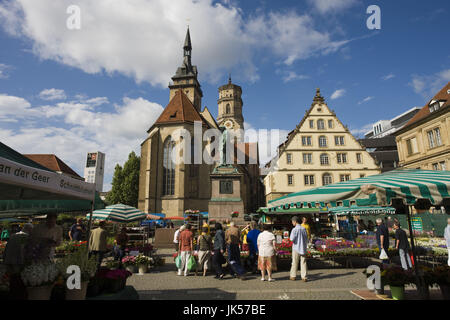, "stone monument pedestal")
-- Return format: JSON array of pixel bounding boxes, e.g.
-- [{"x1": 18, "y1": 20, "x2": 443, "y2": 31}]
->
[{"x1": 208, "y1": 165, "x2": 245, "y2": 224}]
